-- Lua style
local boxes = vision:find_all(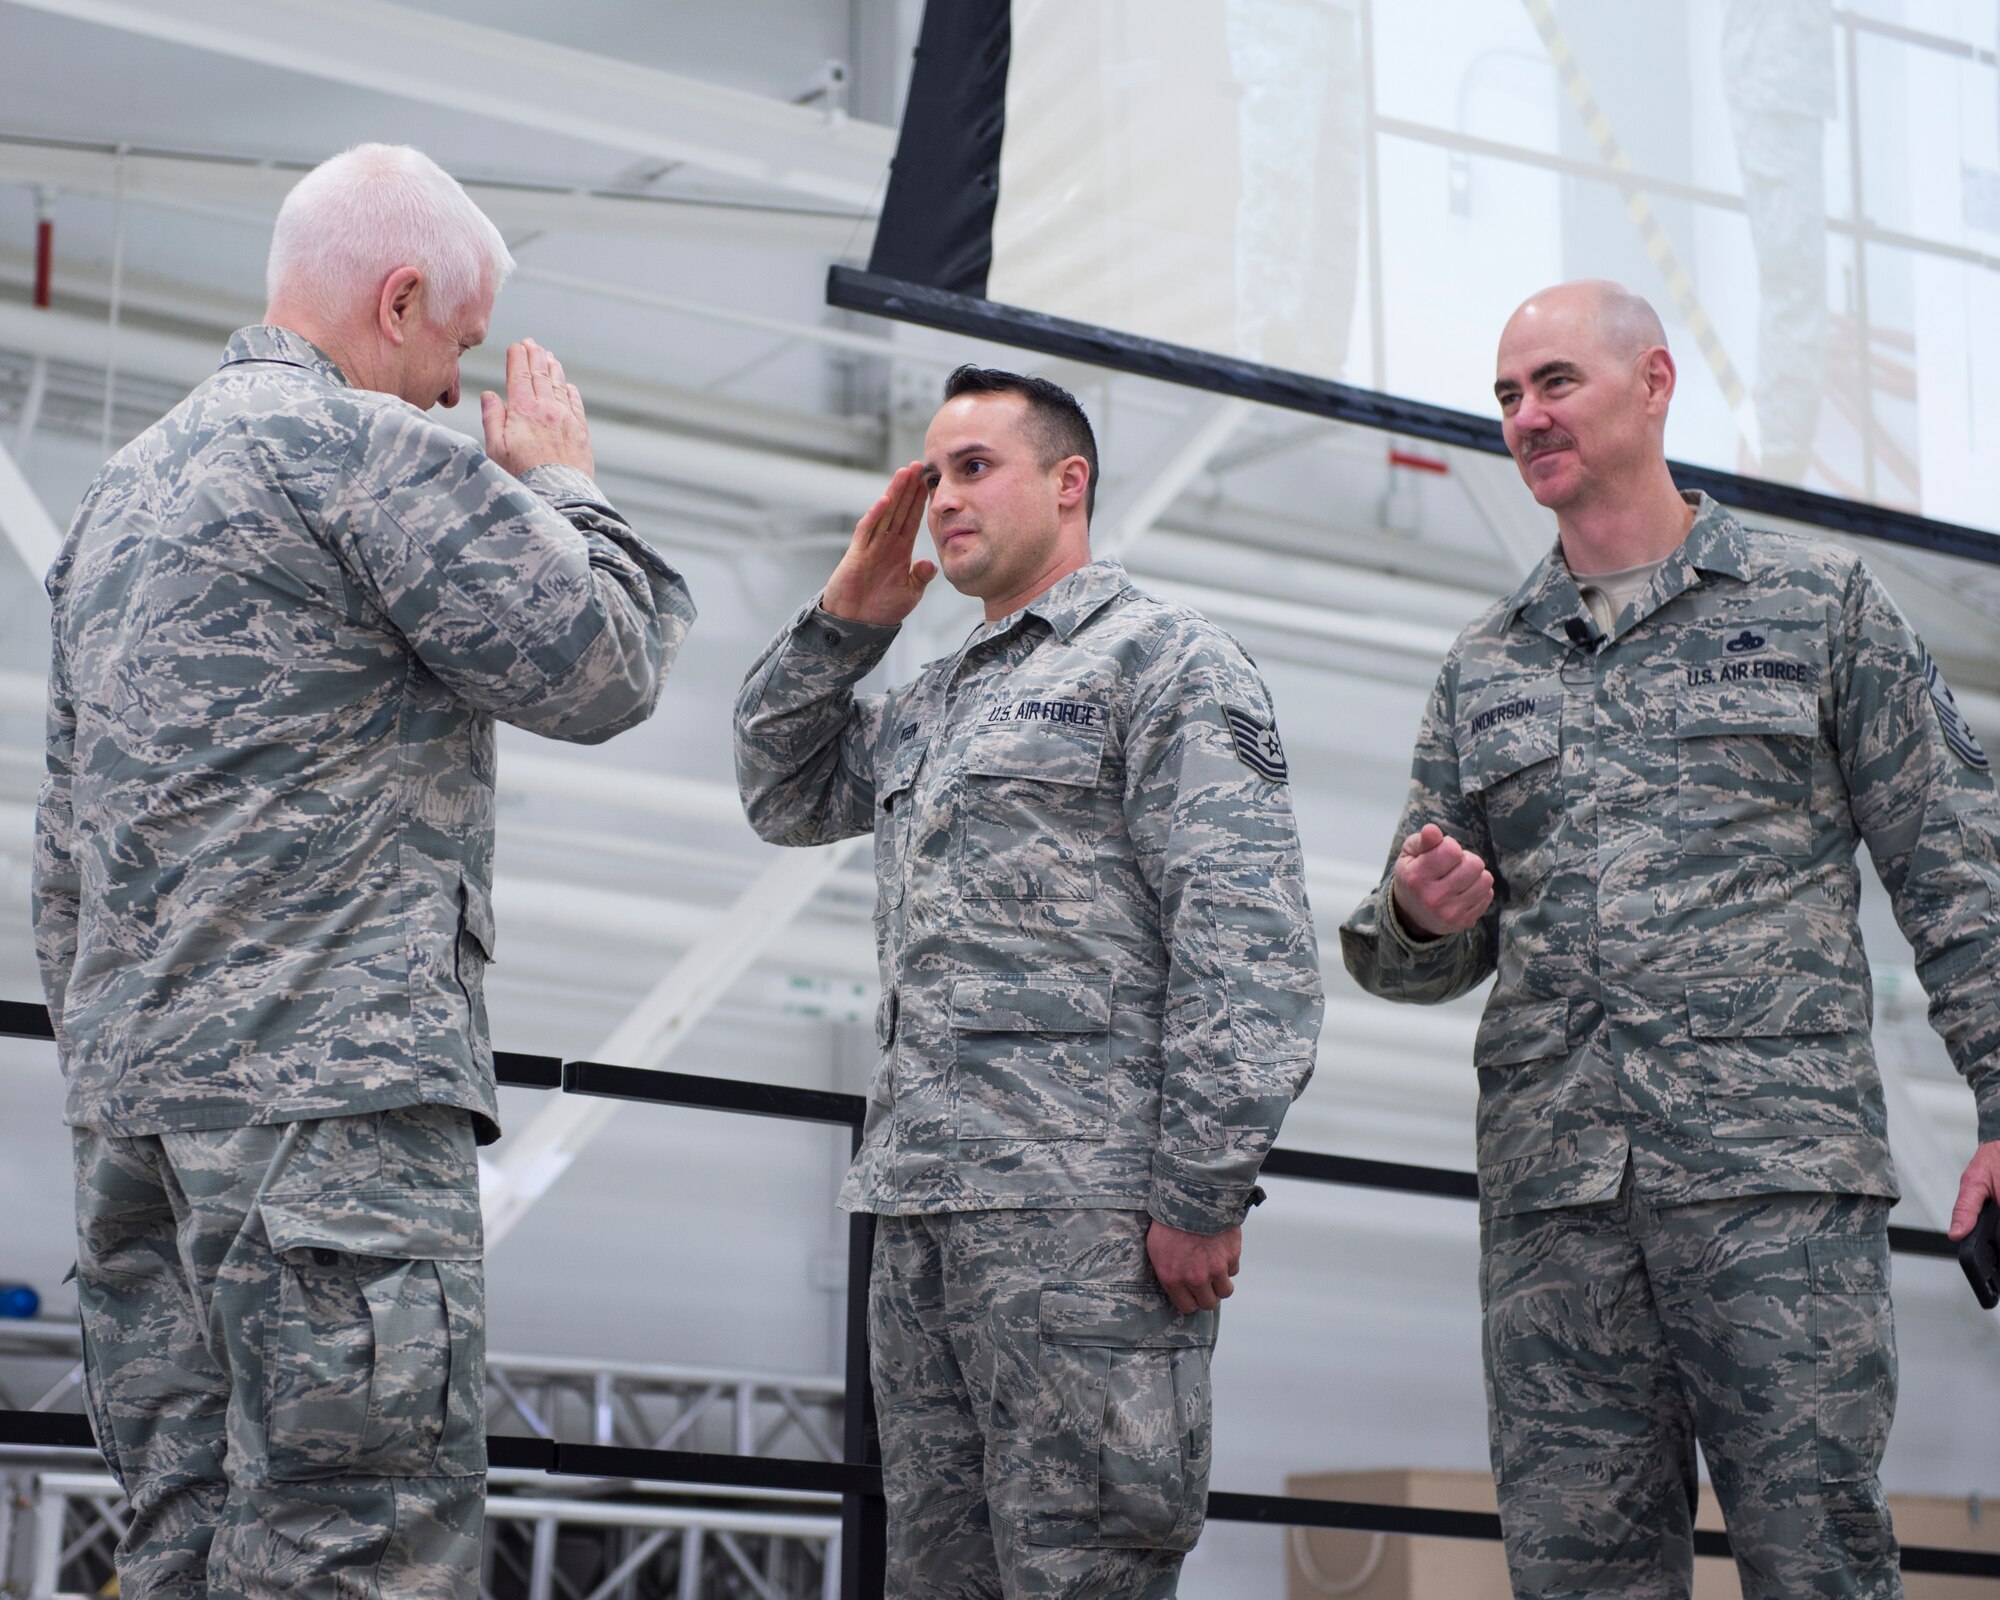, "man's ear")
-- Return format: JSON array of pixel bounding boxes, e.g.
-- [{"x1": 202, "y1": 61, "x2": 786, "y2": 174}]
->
[
  {"x1": 1055, "y1": 454, "x2": 1090, "y2": 513},
  {"x1": 377, "y1": 267, "x2": 424, "y2": 347},
  {"x1": 1640, "y1": 344, "x2": 1677, "y2": 416}
]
